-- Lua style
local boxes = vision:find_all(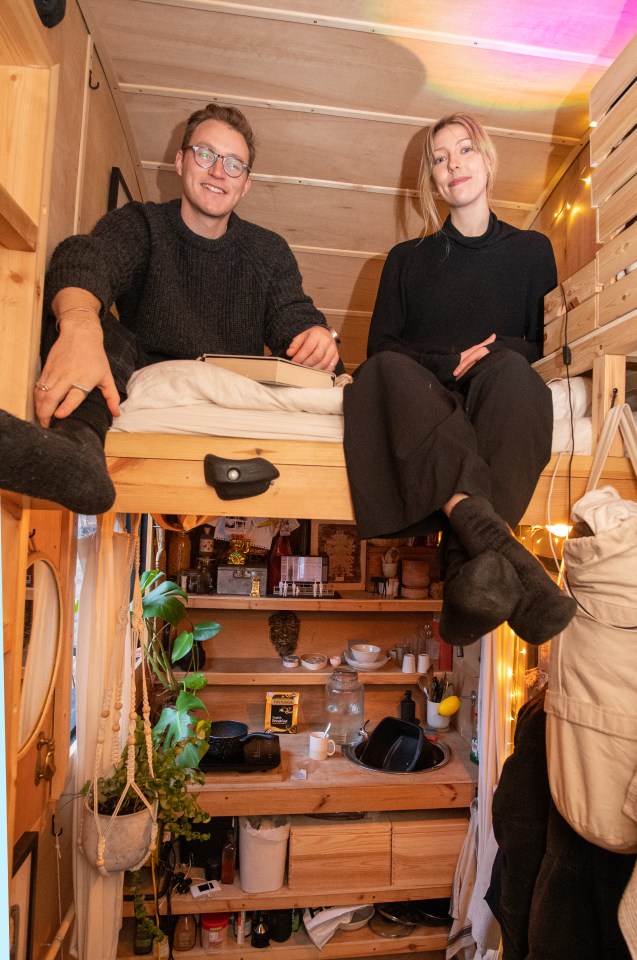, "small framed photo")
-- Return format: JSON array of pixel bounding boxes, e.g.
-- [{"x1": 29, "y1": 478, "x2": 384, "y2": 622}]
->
[
  {"x1": 310, "y1": 521, "x2": 365, "y2": 590},
  {"x1": 11, "y1": 831, "x2": 38, "y2": 960}
]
